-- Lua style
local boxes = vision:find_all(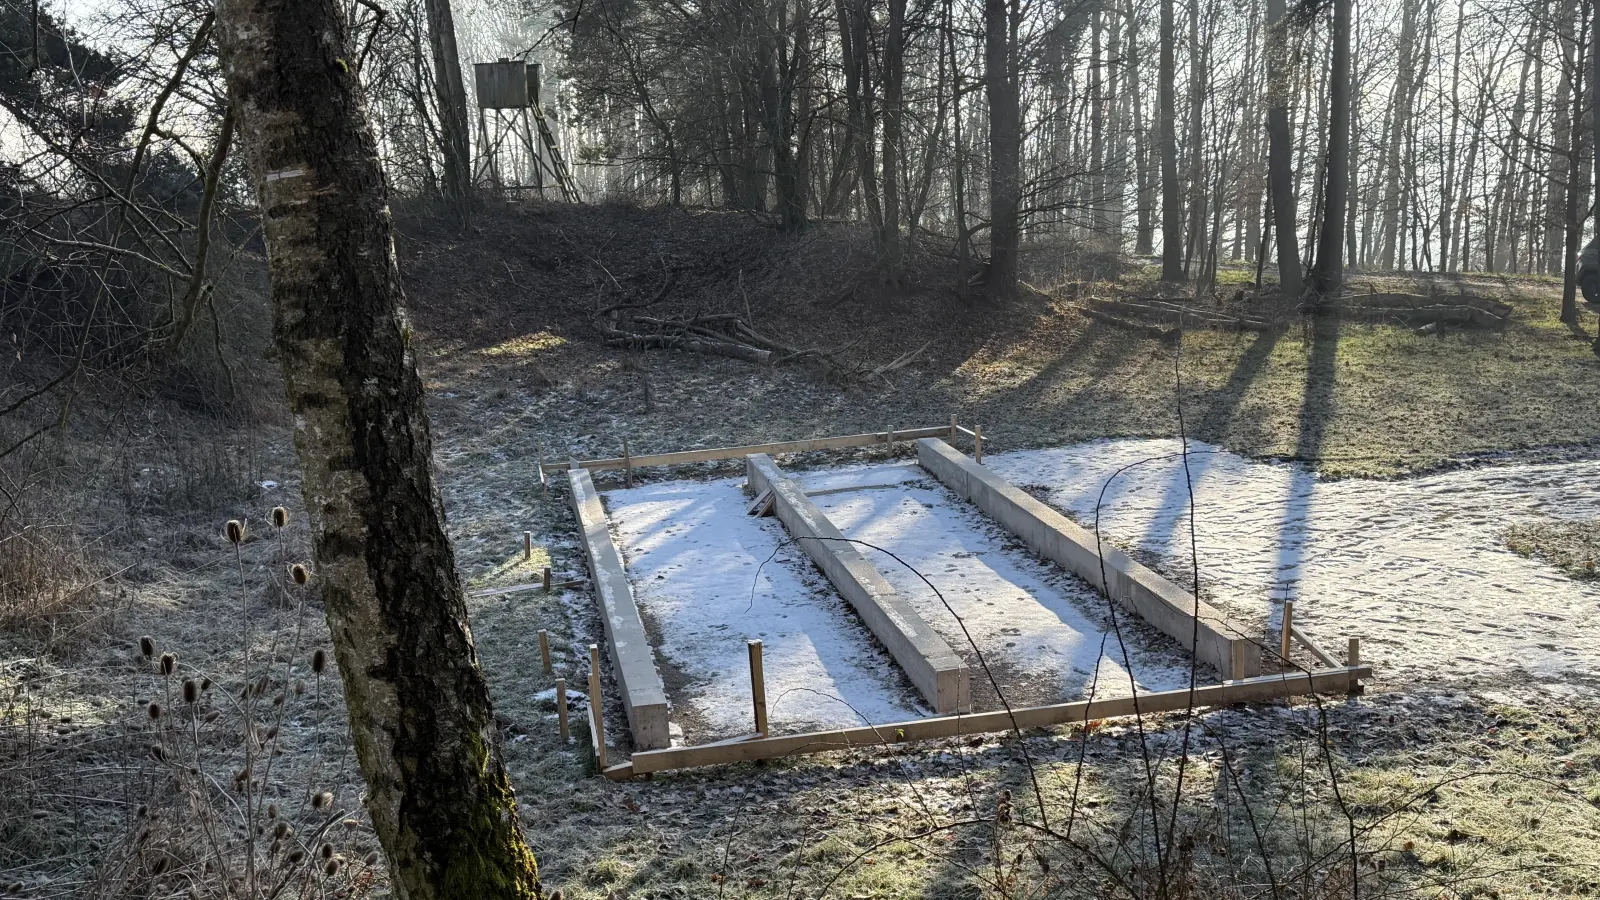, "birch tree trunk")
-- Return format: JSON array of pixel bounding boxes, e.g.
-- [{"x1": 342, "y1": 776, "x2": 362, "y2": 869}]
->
[{"x1": 212, "y1": 0, "x2": 543, "y2": 894}]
